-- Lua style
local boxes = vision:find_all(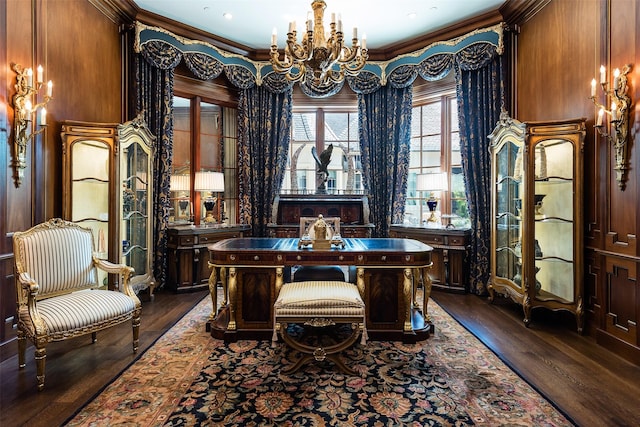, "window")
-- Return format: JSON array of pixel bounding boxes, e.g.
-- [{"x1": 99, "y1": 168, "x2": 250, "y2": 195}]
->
[
  {"x1": 170, "y1": 94, "x2": 238, "y2": 225},
  {"x1": 282, "y1": 109, "x2": 364, "y2": 195},
  {"x1": 406, "y1": 86, "x2": 470, "y2": 228}
]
